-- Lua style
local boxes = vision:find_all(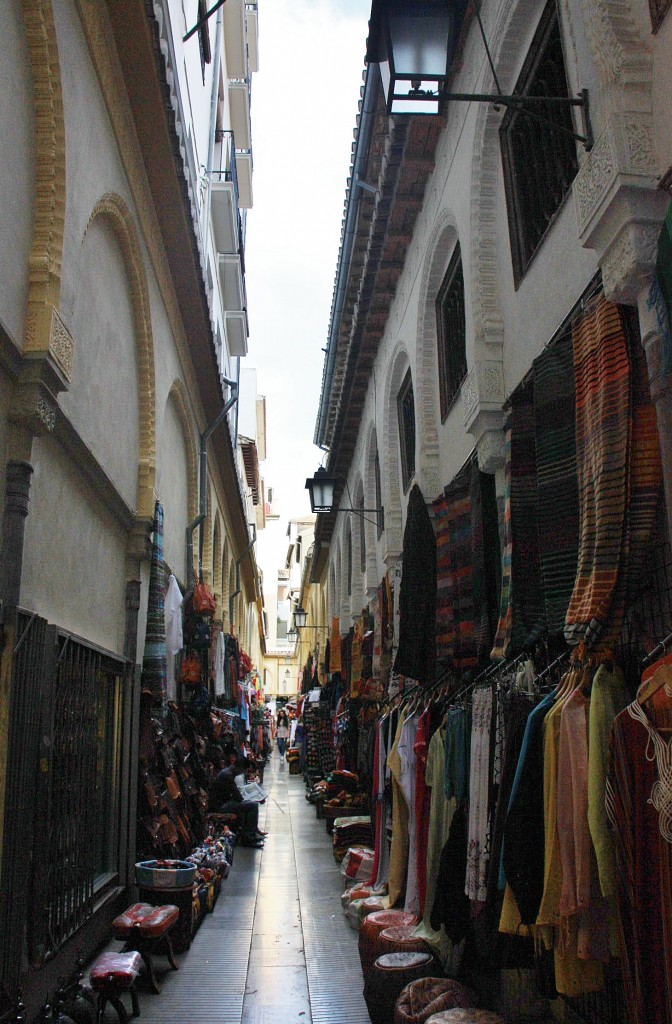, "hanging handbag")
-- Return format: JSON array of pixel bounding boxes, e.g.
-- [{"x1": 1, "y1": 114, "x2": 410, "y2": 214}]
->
[
  {"x1": 193, "y1": 576, "x2": 216, "y2": 617},
  {"x1": 189, "y1": 618, "x2": 212, "y2": 649},
  {"x1": 179, "y1": 653, "x2": 202, "y2": 686}
]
